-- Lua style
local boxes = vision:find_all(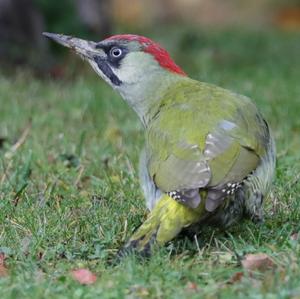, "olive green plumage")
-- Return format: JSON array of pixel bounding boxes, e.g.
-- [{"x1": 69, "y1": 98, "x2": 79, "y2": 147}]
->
[
  {"x1": 147, "y1": 80, "x2": 269, "y2": 190},
  {"x1": 125, "y1": 78, "x2": 275, "y2": 256},
  {"x1": 43, "y1": 33, "x2": 276, "y2": 258}
]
